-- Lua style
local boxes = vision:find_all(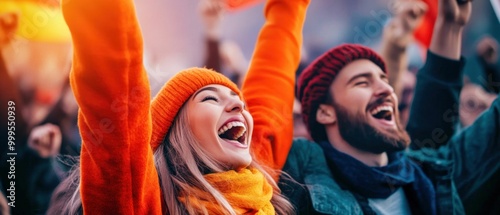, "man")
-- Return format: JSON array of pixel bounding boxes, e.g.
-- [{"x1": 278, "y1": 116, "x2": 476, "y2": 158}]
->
[{"x1": 280, "y1": 0, "x2": 499, "y2": 214}]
